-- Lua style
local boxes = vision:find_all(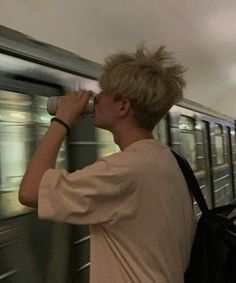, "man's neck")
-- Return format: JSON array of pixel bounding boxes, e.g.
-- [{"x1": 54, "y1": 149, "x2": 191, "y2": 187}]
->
[{"x1": 112, "y1": 126, "x2": 154, "y2": 151}]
